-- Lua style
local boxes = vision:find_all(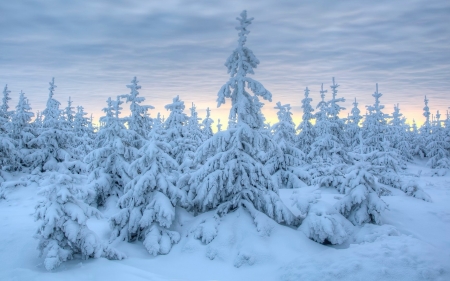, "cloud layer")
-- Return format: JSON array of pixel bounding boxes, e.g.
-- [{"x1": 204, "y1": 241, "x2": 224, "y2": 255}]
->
[{"x1": 1, "y1": 0, "x2": 449, "y2": 125}]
